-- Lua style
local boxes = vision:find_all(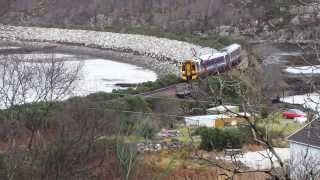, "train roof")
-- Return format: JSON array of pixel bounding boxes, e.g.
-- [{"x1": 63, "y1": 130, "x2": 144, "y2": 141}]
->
[
  {"x1": 196, "y1": 51, "x2": 227, "y2": 62},
  {"x1": 222, "y1": 43, "x2": 241, "y2": 52}
]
